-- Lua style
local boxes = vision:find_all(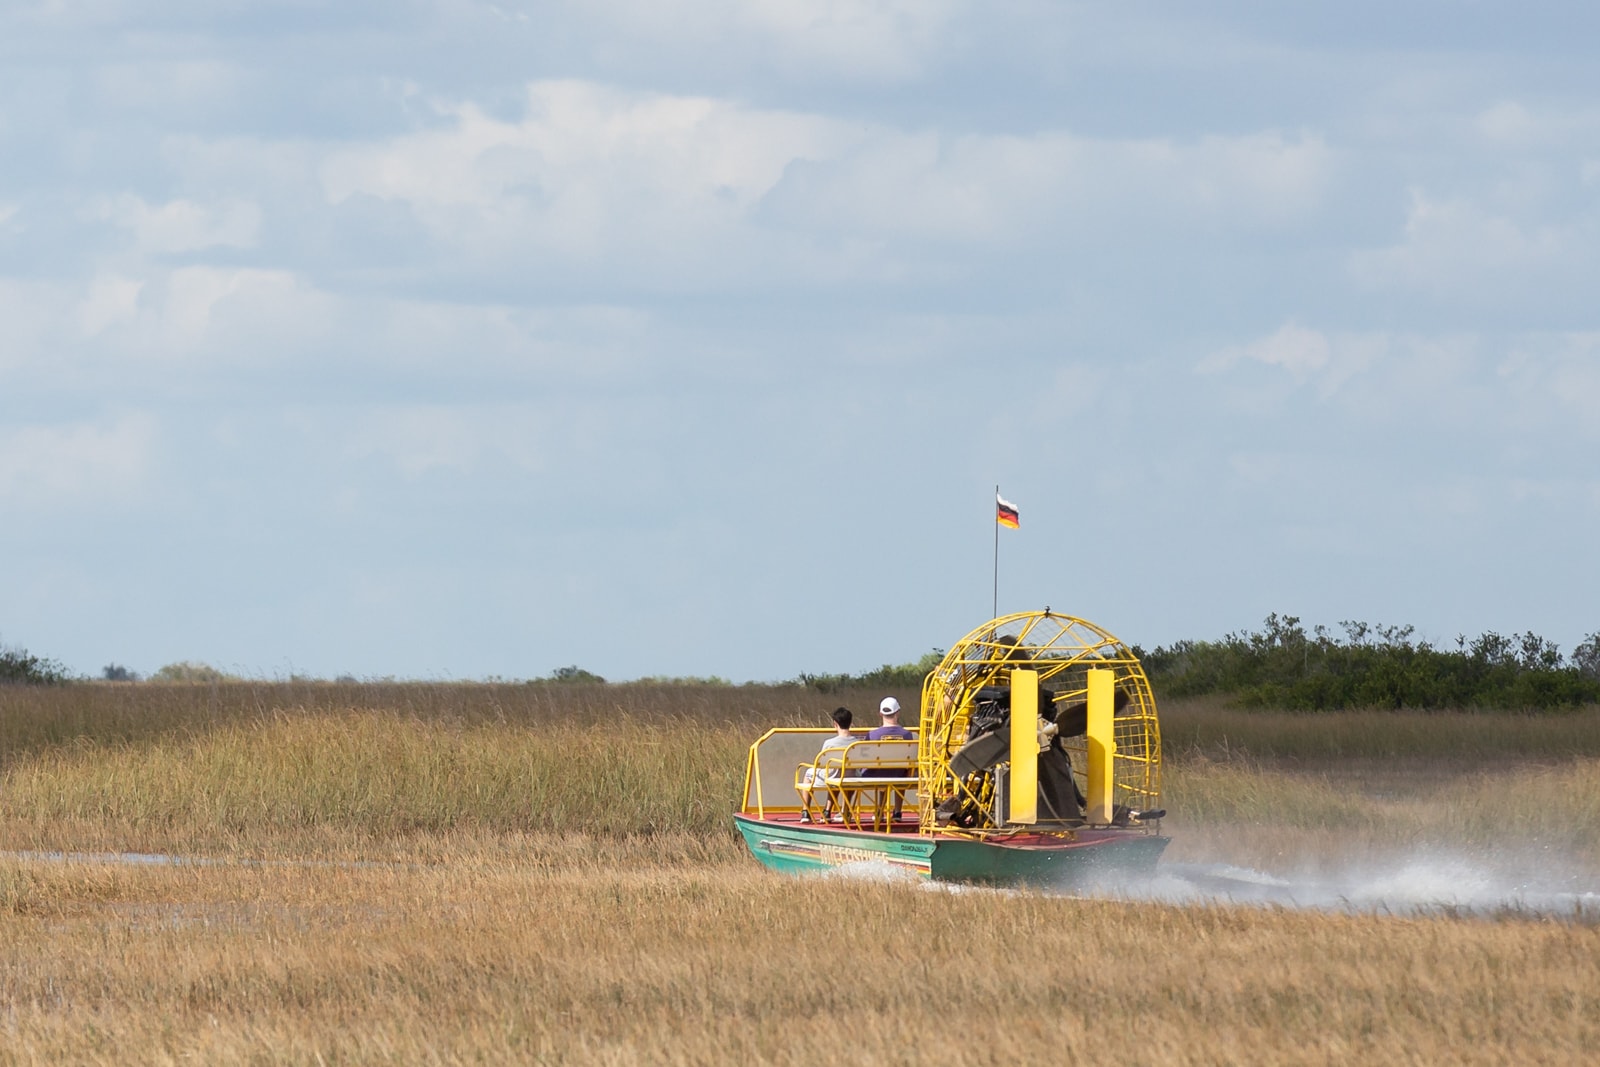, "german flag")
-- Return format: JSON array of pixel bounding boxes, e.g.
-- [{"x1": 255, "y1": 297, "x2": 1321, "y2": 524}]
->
[{"x1": 996, "y1": 493, "x2": 1019, "y2": 529}]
